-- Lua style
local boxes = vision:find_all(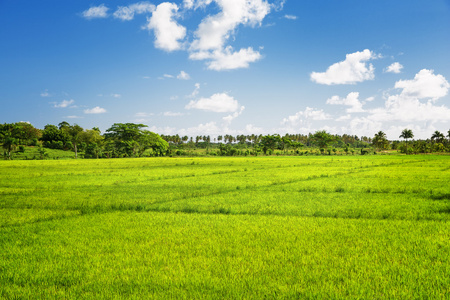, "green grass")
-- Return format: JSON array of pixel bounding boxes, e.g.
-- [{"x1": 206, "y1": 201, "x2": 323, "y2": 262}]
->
[{"x1": 1, "y1": 156, "x2": 449, "y2": 298}]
